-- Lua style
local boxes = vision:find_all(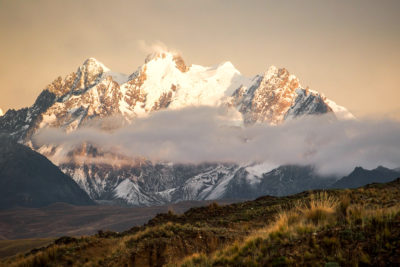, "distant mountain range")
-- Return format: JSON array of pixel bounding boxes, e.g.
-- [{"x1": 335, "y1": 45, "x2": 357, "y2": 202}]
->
[
  {"x1": 331, "y1": 166, "x2": 400, "y2": 189},
  {"x1": 1, "y1": 52, "x2": 397, "y2": 207},
  {"x1": 0, "y1": 52, "x2": 353, "y2": 143}
]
